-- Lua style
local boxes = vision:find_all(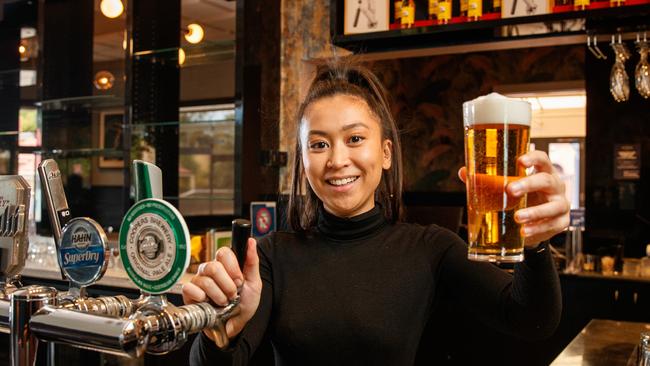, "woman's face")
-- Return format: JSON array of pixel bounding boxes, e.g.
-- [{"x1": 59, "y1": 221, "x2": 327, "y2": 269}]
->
[{"x1": 300, "y1": 94, "x2": 392, "y2": 218}]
